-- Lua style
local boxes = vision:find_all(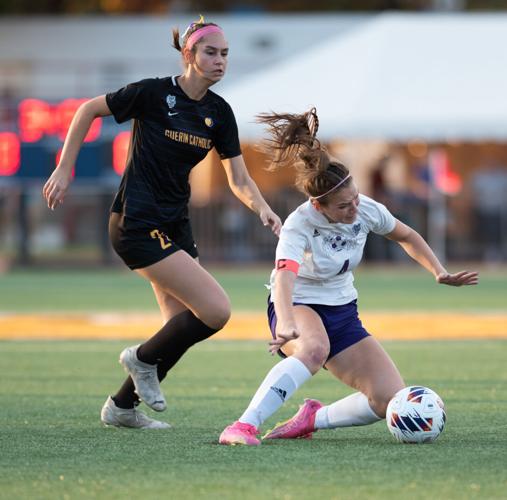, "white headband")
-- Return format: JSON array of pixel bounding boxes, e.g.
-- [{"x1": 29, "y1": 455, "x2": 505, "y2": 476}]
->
[{"x1": 311, "y1": 174, "x2": 351, "y2": 200}]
